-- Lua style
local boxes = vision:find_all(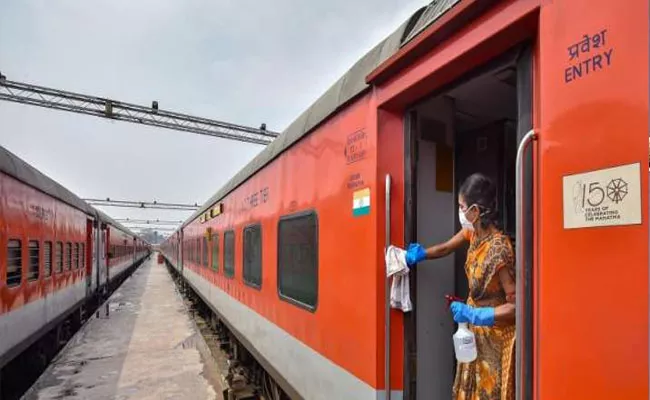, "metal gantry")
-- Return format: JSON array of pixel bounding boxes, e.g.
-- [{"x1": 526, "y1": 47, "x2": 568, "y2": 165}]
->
[
  {"x1": 115, "y1": 218, "x2": 184, "y2": 225},
  {"x1": 0, "y1": 73, "x2": 279, "y2": 145},
  {"x1": 128, "y1": 225, "x2": 178, "y2": 231},
  {"x1": 85, "y1": 198, "x2": 199, "y2": 210}
]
